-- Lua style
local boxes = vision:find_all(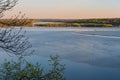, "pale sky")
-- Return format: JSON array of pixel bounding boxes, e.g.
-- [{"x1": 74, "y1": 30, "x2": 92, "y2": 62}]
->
[{"x1": 4, "y1": 0, "x2": 120, "y2": 19}]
